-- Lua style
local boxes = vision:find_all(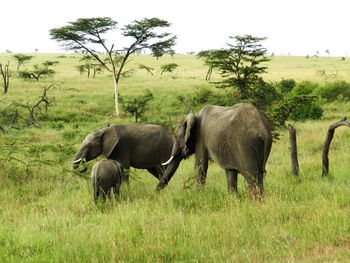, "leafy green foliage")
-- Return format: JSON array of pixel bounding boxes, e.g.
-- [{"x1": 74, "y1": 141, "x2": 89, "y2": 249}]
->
[
  {"x1": 18, "y1": 65, "x2": 55, "y2": 81},
  {"x1": 198, "y1": 35, "x2": 269, "y2": 99},
  {"x1": 177, "y1": 87, "x2": 239, "y2": 113},
  {"x1": 139, "y1": 64, "x2": 154, "y2": 75},
  {"x1": 12, "y1": 54, "x2": 33, "y2": 71},
  {"x1": 278, "y1": 78, "x2": 296, "y2": 93},
  {"x1": 160, "y1": 63, "x2": 178, "y2": 75},
  {"x1": 317, "y1": 81, "x2": 350, "y2": 102},
  {"x1": 120, "y1": 90, "x2": 154, "y2": 122},
  {"x1": 272, "y1": 80, "x2": 323, "y2": 126},
  {"x1": 50, "y1": 17, "x2": 176, "y2": 115}
]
